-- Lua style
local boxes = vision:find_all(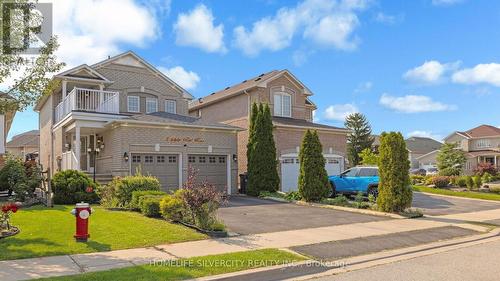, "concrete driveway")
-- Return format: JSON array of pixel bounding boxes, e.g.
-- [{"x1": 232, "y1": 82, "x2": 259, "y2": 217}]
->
[
  {"x1": 218, "y1": 196, "x2": 389, "y2": 235},
  {"x1": 412, "y1": 192, "x2": 500, "y2": 216}
]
